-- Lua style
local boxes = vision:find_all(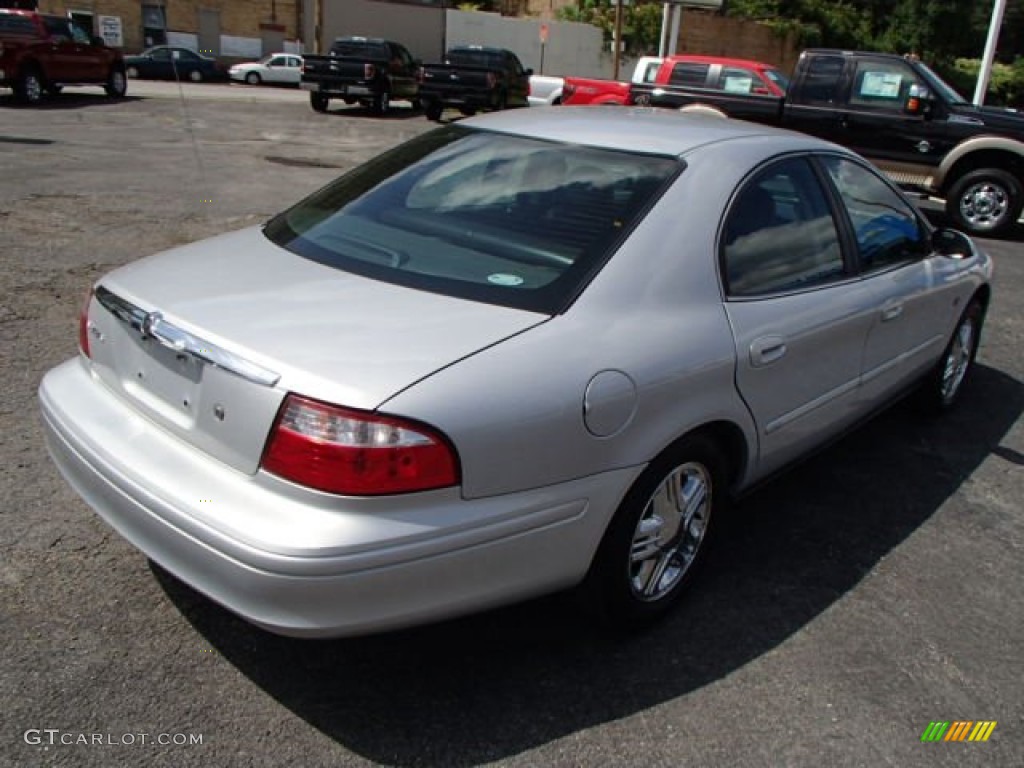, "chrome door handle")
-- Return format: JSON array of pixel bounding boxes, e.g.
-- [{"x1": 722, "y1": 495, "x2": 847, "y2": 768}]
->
[
  {"x1": 750, "y1": 336, "x2": 787, "y2": 367},
  {"x1": 881, "y1": 304, "x2": 904, "y2": 322}
]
